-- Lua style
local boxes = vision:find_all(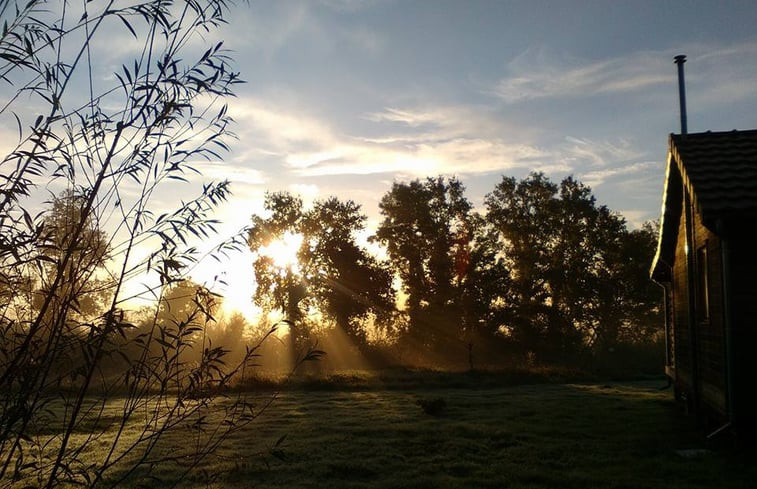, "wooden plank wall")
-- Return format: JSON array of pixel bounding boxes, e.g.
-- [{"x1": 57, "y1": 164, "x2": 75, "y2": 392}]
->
[
  {"x1": 671, "y1": 189, "x2": 727, "y2": 415},
  {"x1": 672, "y1": 197, "x2": 691, "y2": 385},
  {"x1": 727, "y1": 236, "x2": 757, "y2": 432},
  {"x1": 692, "y1": 207, "x2": 726, "y2": 413}
]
